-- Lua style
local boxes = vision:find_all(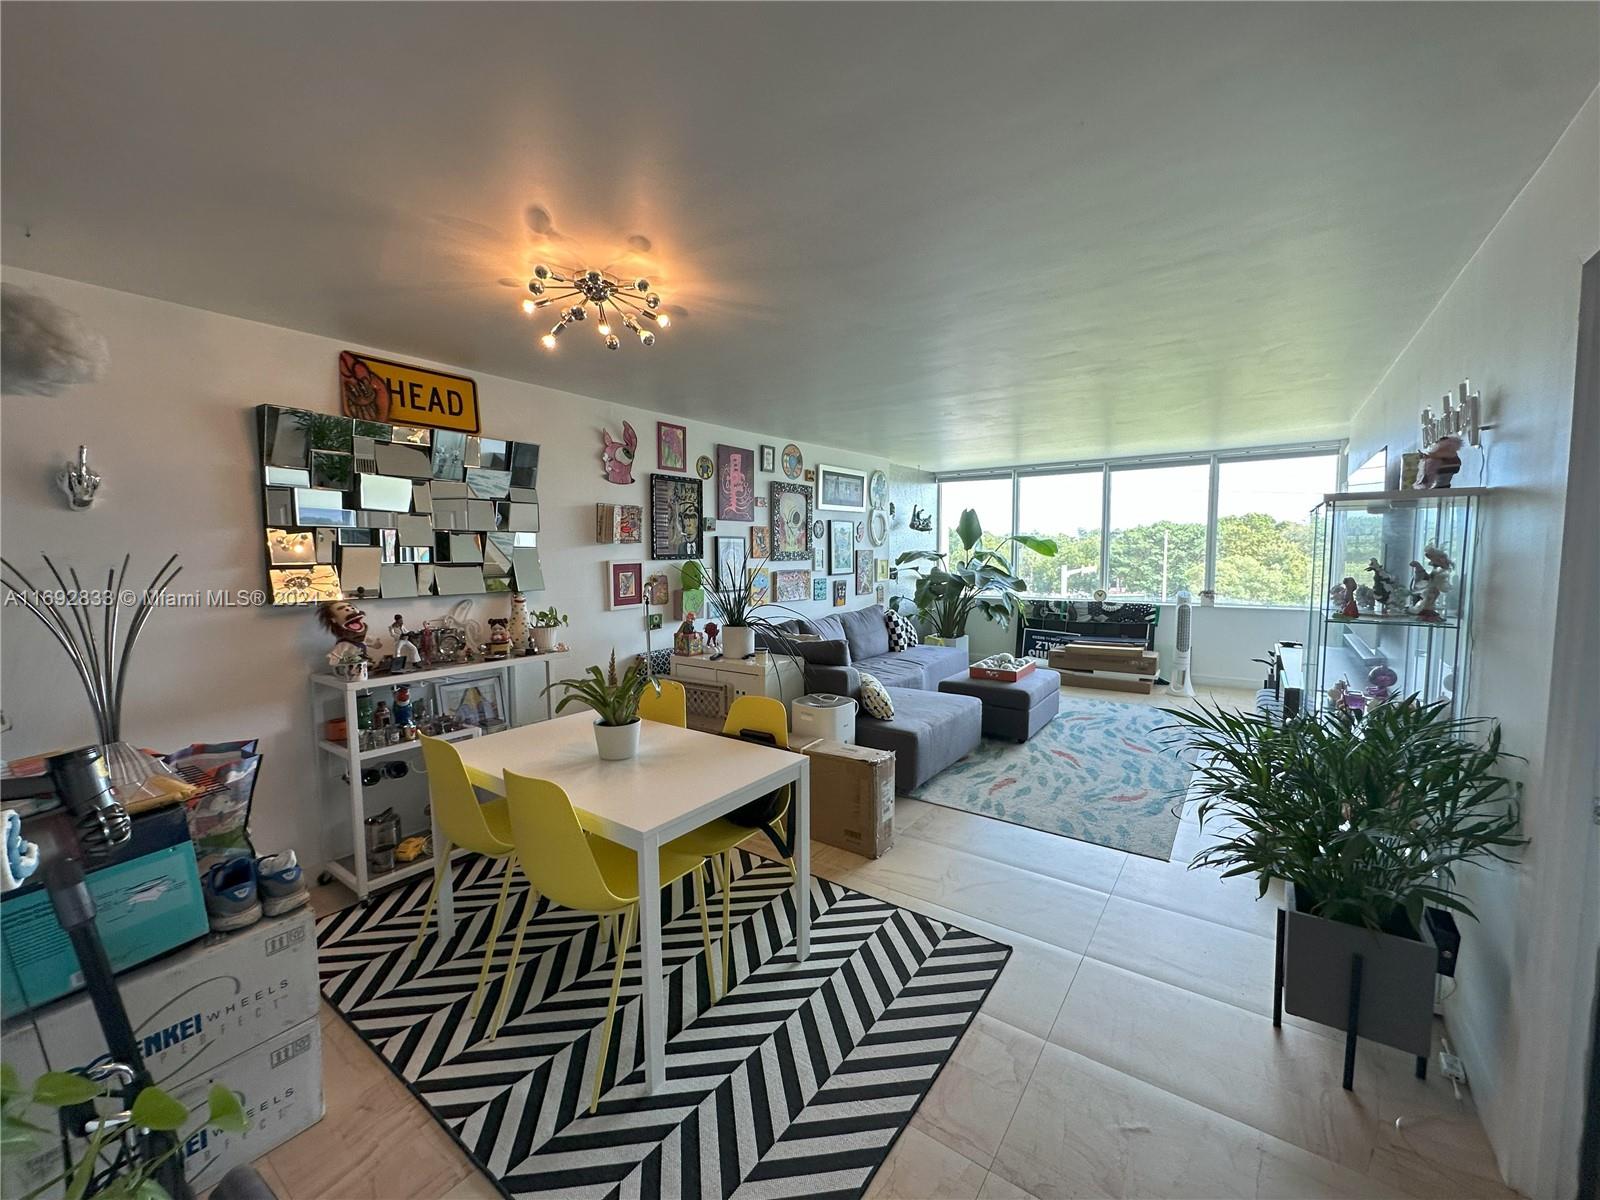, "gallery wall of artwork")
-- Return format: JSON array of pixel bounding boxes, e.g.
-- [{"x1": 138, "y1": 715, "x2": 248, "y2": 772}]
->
[{"x1": 0, "y1": 266, "x2": 894, "y2": 870}]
